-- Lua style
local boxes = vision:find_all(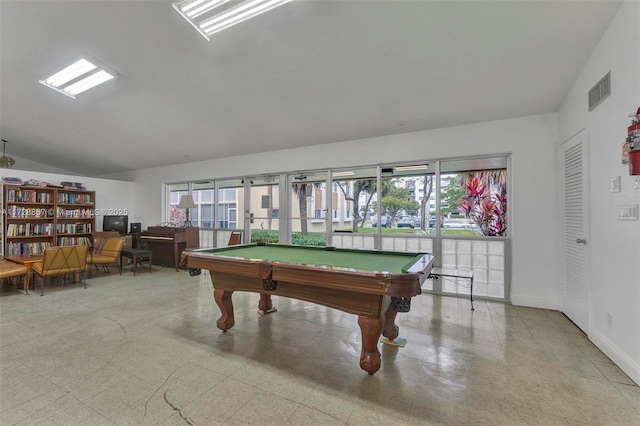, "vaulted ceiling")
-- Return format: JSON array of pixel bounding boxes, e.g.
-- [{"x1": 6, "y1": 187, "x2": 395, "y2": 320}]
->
[{"x1": 0, "y1": 1, "x2": 621, "y2": 176}]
